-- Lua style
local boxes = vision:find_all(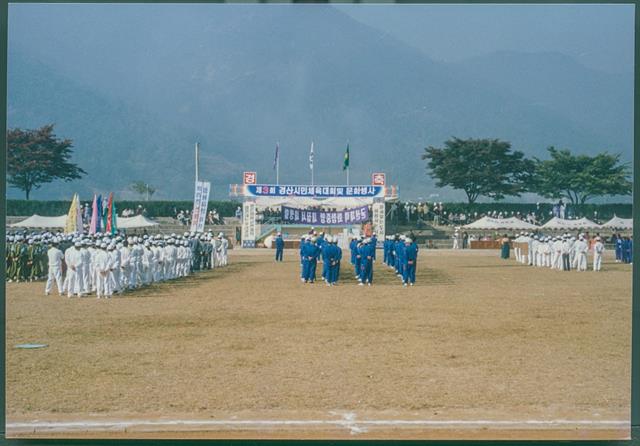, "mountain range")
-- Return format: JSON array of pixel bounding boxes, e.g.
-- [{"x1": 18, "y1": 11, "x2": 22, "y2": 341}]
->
[{"x1": 7, "y1": 4, "x2": 633, "y2": 201}]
